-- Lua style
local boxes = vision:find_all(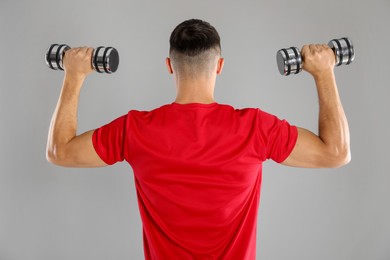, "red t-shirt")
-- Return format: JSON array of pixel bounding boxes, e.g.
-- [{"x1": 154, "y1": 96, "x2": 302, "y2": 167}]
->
[{"x1": 92, "y1": 103, "x2": 297, "y2": 260}]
